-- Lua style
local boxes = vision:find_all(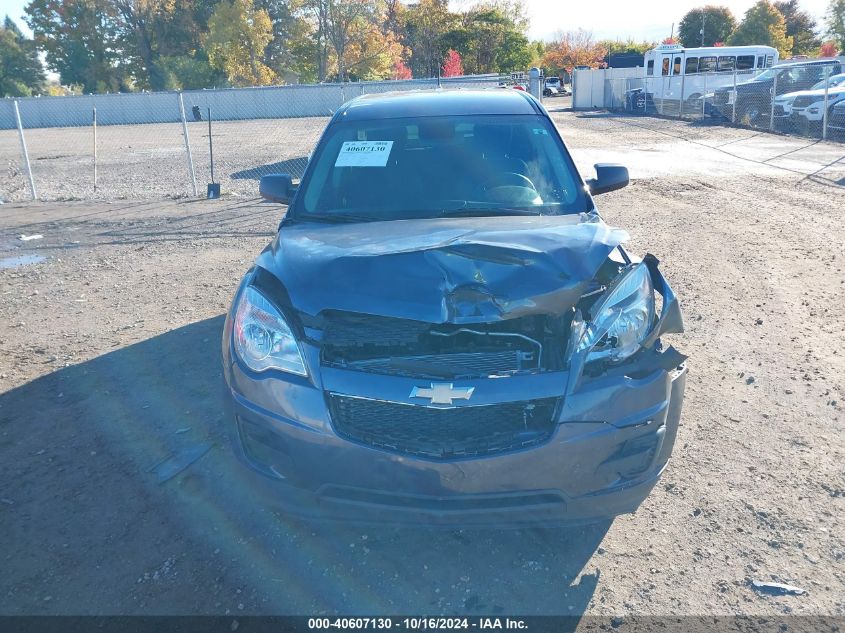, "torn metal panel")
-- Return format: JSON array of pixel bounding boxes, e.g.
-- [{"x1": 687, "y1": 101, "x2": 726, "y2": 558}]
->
[
  {"x1": 566, "y1": 255, "x2": 684, "y2": 395},
  {"x1": 255, "y1": 212, "x2": 629, "y2": 324}
]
